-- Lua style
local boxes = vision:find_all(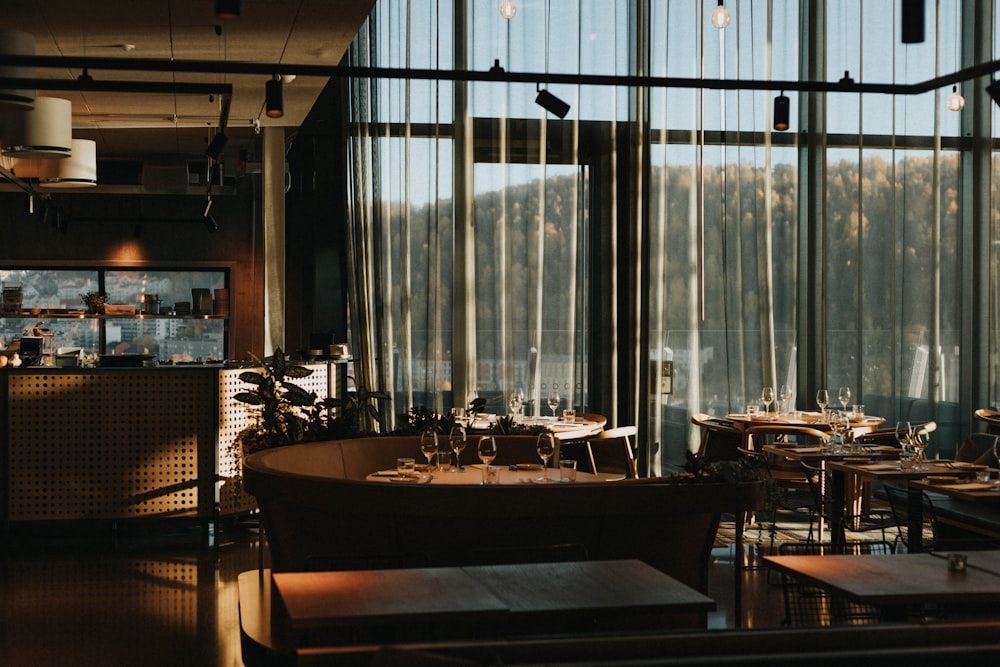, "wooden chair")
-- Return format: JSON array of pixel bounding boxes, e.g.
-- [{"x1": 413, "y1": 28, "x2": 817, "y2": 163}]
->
[
  {"x1": 690, "y1": 413, "x2": 742, "y2": 462},
  {"x1": 586, "y1": 426, "x2": 638, "y2": 480},
  {"x1": 975, "y1": 408, "x2": 1000, "y2": 436}
]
